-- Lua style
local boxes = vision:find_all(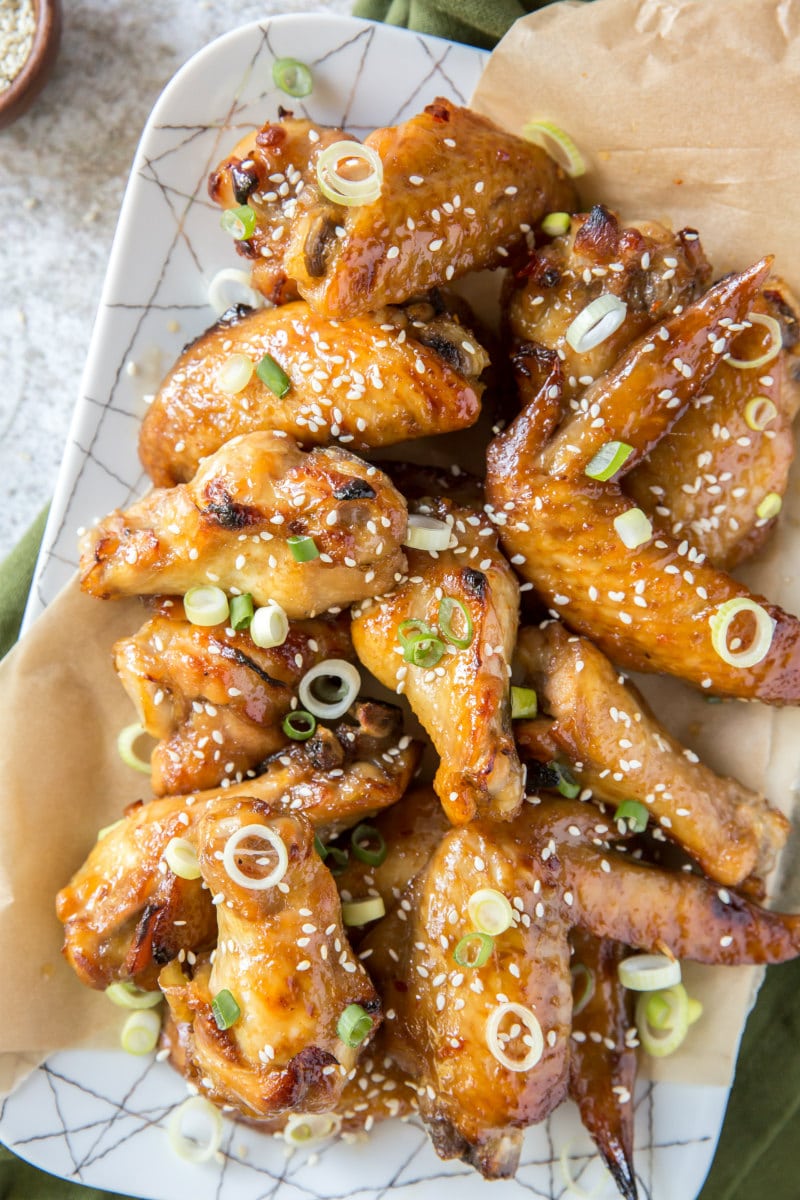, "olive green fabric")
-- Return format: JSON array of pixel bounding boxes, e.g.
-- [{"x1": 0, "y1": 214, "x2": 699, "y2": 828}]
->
[{"x1": 2, "y1": 2, "x2": 800, "y2": 1195}]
